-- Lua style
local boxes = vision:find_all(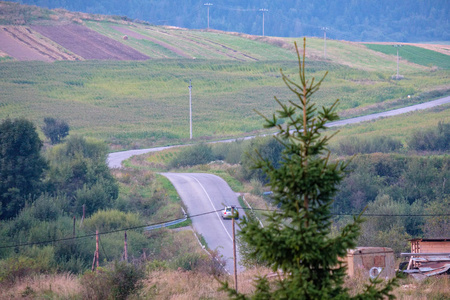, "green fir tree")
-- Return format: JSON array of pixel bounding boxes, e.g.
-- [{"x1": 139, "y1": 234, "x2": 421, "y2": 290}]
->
[{"x1": 220, "y1": 39, "x2": 397, "y2": 299}]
